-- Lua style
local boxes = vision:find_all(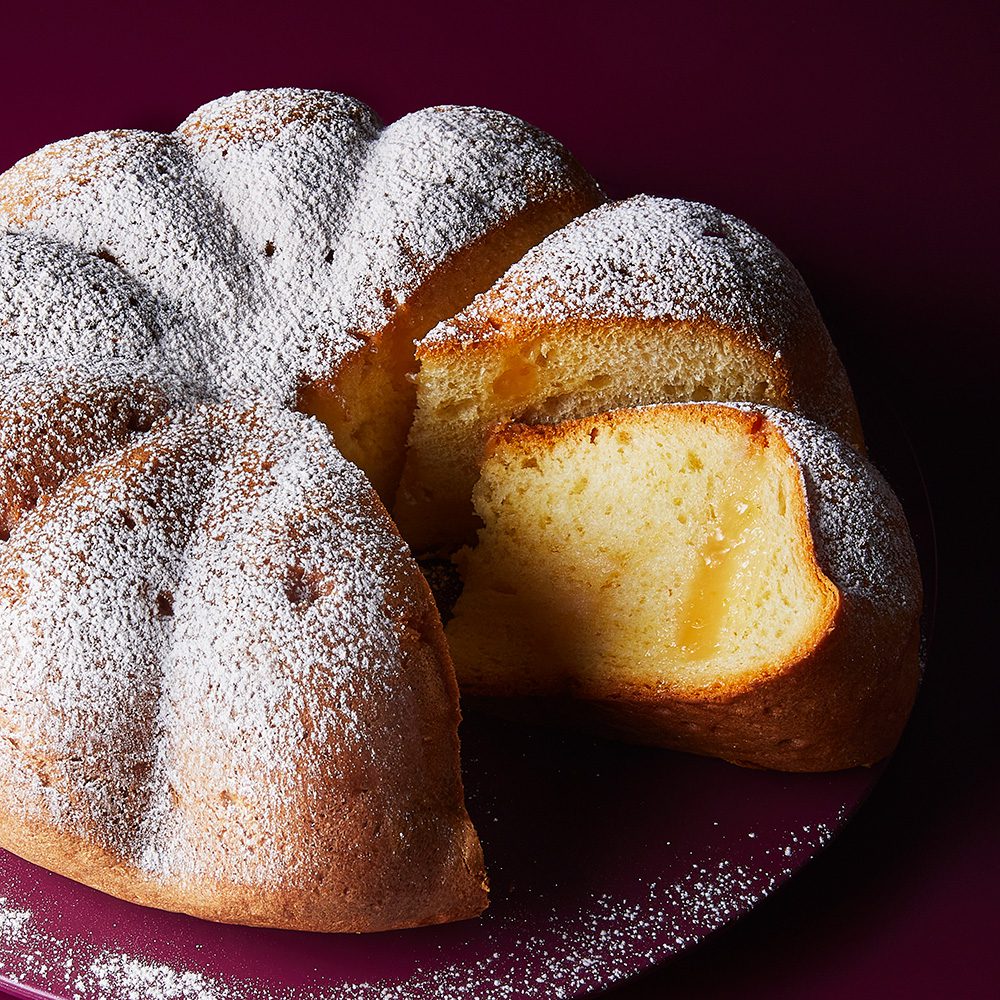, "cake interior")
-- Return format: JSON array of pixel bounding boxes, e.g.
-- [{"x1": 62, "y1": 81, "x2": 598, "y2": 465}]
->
[
  {"x1": 446, "y1": 406, "x2": 834, "y2": 696},
  {"x1": 396, "y1": 317, "x2": 785, "y2": 551}
]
